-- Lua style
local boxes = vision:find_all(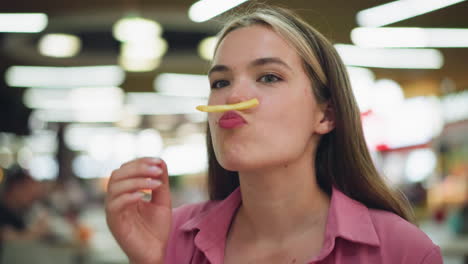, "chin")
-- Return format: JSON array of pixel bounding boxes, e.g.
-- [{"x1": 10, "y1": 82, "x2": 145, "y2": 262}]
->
[
  {"x1": 217, "y1": 157, "x2": 249, "y2": 172},
  {"x1": 215, "y1": 153, "x2": 258, "y2": 171},
  {"x1": 217, "y1": 154, "x2": 277, "y2": 172},
  {"x1": 213, "y1": 145, "x2": 291, "y2": 172}
]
